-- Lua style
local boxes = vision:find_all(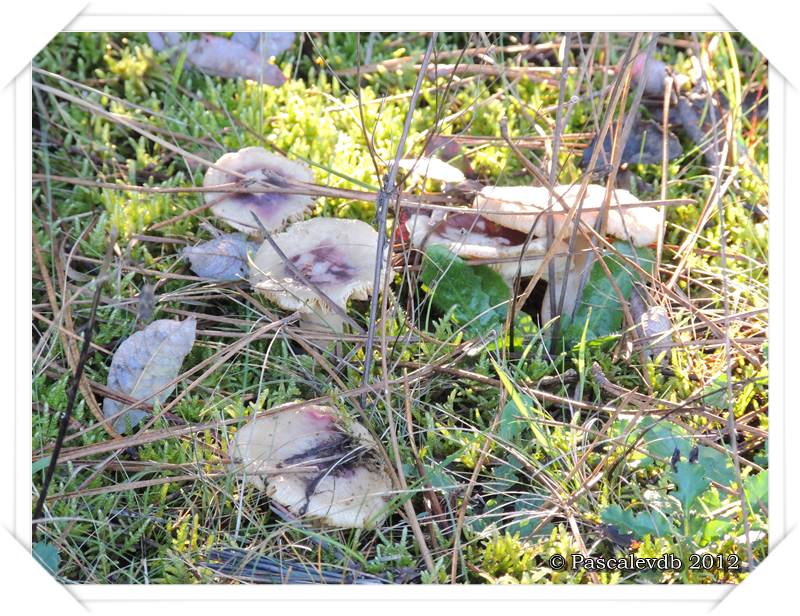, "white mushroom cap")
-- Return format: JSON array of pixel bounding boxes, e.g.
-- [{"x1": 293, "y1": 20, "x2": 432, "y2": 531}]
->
[
  {"x1": 473, "y1": 184, "x2": 660, "y2": 247},
  {"x1": 231, "y1": 404, "x2": 392, "y2": 529},
  {"x1": 204, "y1": 146, "x2": 314, "y2": 234},
  {"x1": 405, "y1": 210, "x2": 570, "y2": 282},
  {"x1": 397, "y1": 156, "x2": 466, "y2": 184},
  {"x1": 249, "y1": 217, "x2": 383, "y2": 314}
]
